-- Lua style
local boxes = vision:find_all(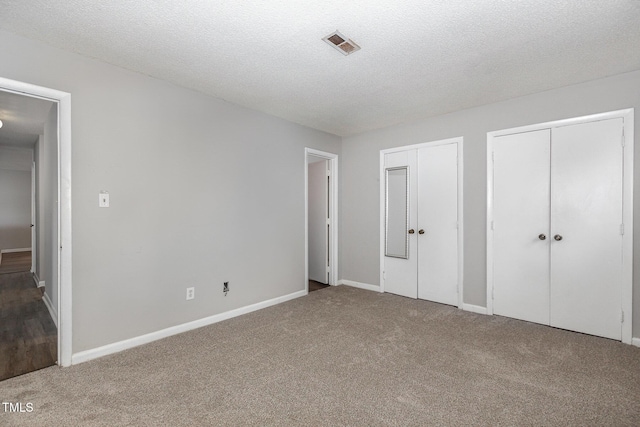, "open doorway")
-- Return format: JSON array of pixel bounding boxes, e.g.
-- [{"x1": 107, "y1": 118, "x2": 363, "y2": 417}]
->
[
  {"x1": 0, "y1": 93, "x2": 57, "y2": 380},
  {"x1": 0, "y1": 76, "x2": 72, "y2": 371},
  {"x1": 304, "y1": 148, "x2": 338, "y2": 293}
]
